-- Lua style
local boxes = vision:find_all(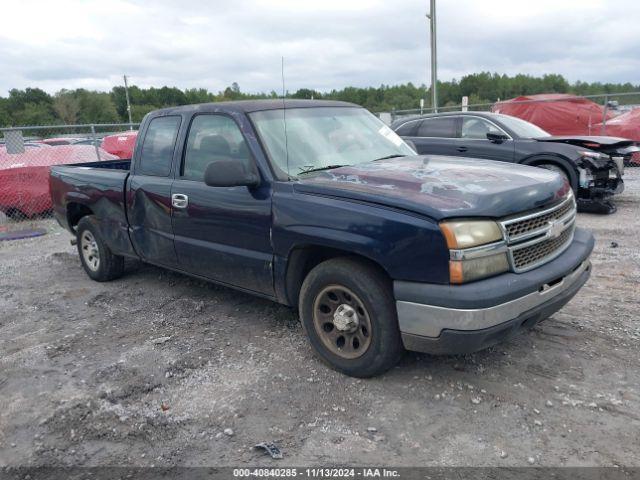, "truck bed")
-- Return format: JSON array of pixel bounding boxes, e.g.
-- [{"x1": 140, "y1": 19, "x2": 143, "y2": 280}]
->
[
  {"x1": 49, "y1": 159, "x2": 136, "y2": 257},
  {"x1": 63, "y1": 159, "x2": 132, "y2": 170}
]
